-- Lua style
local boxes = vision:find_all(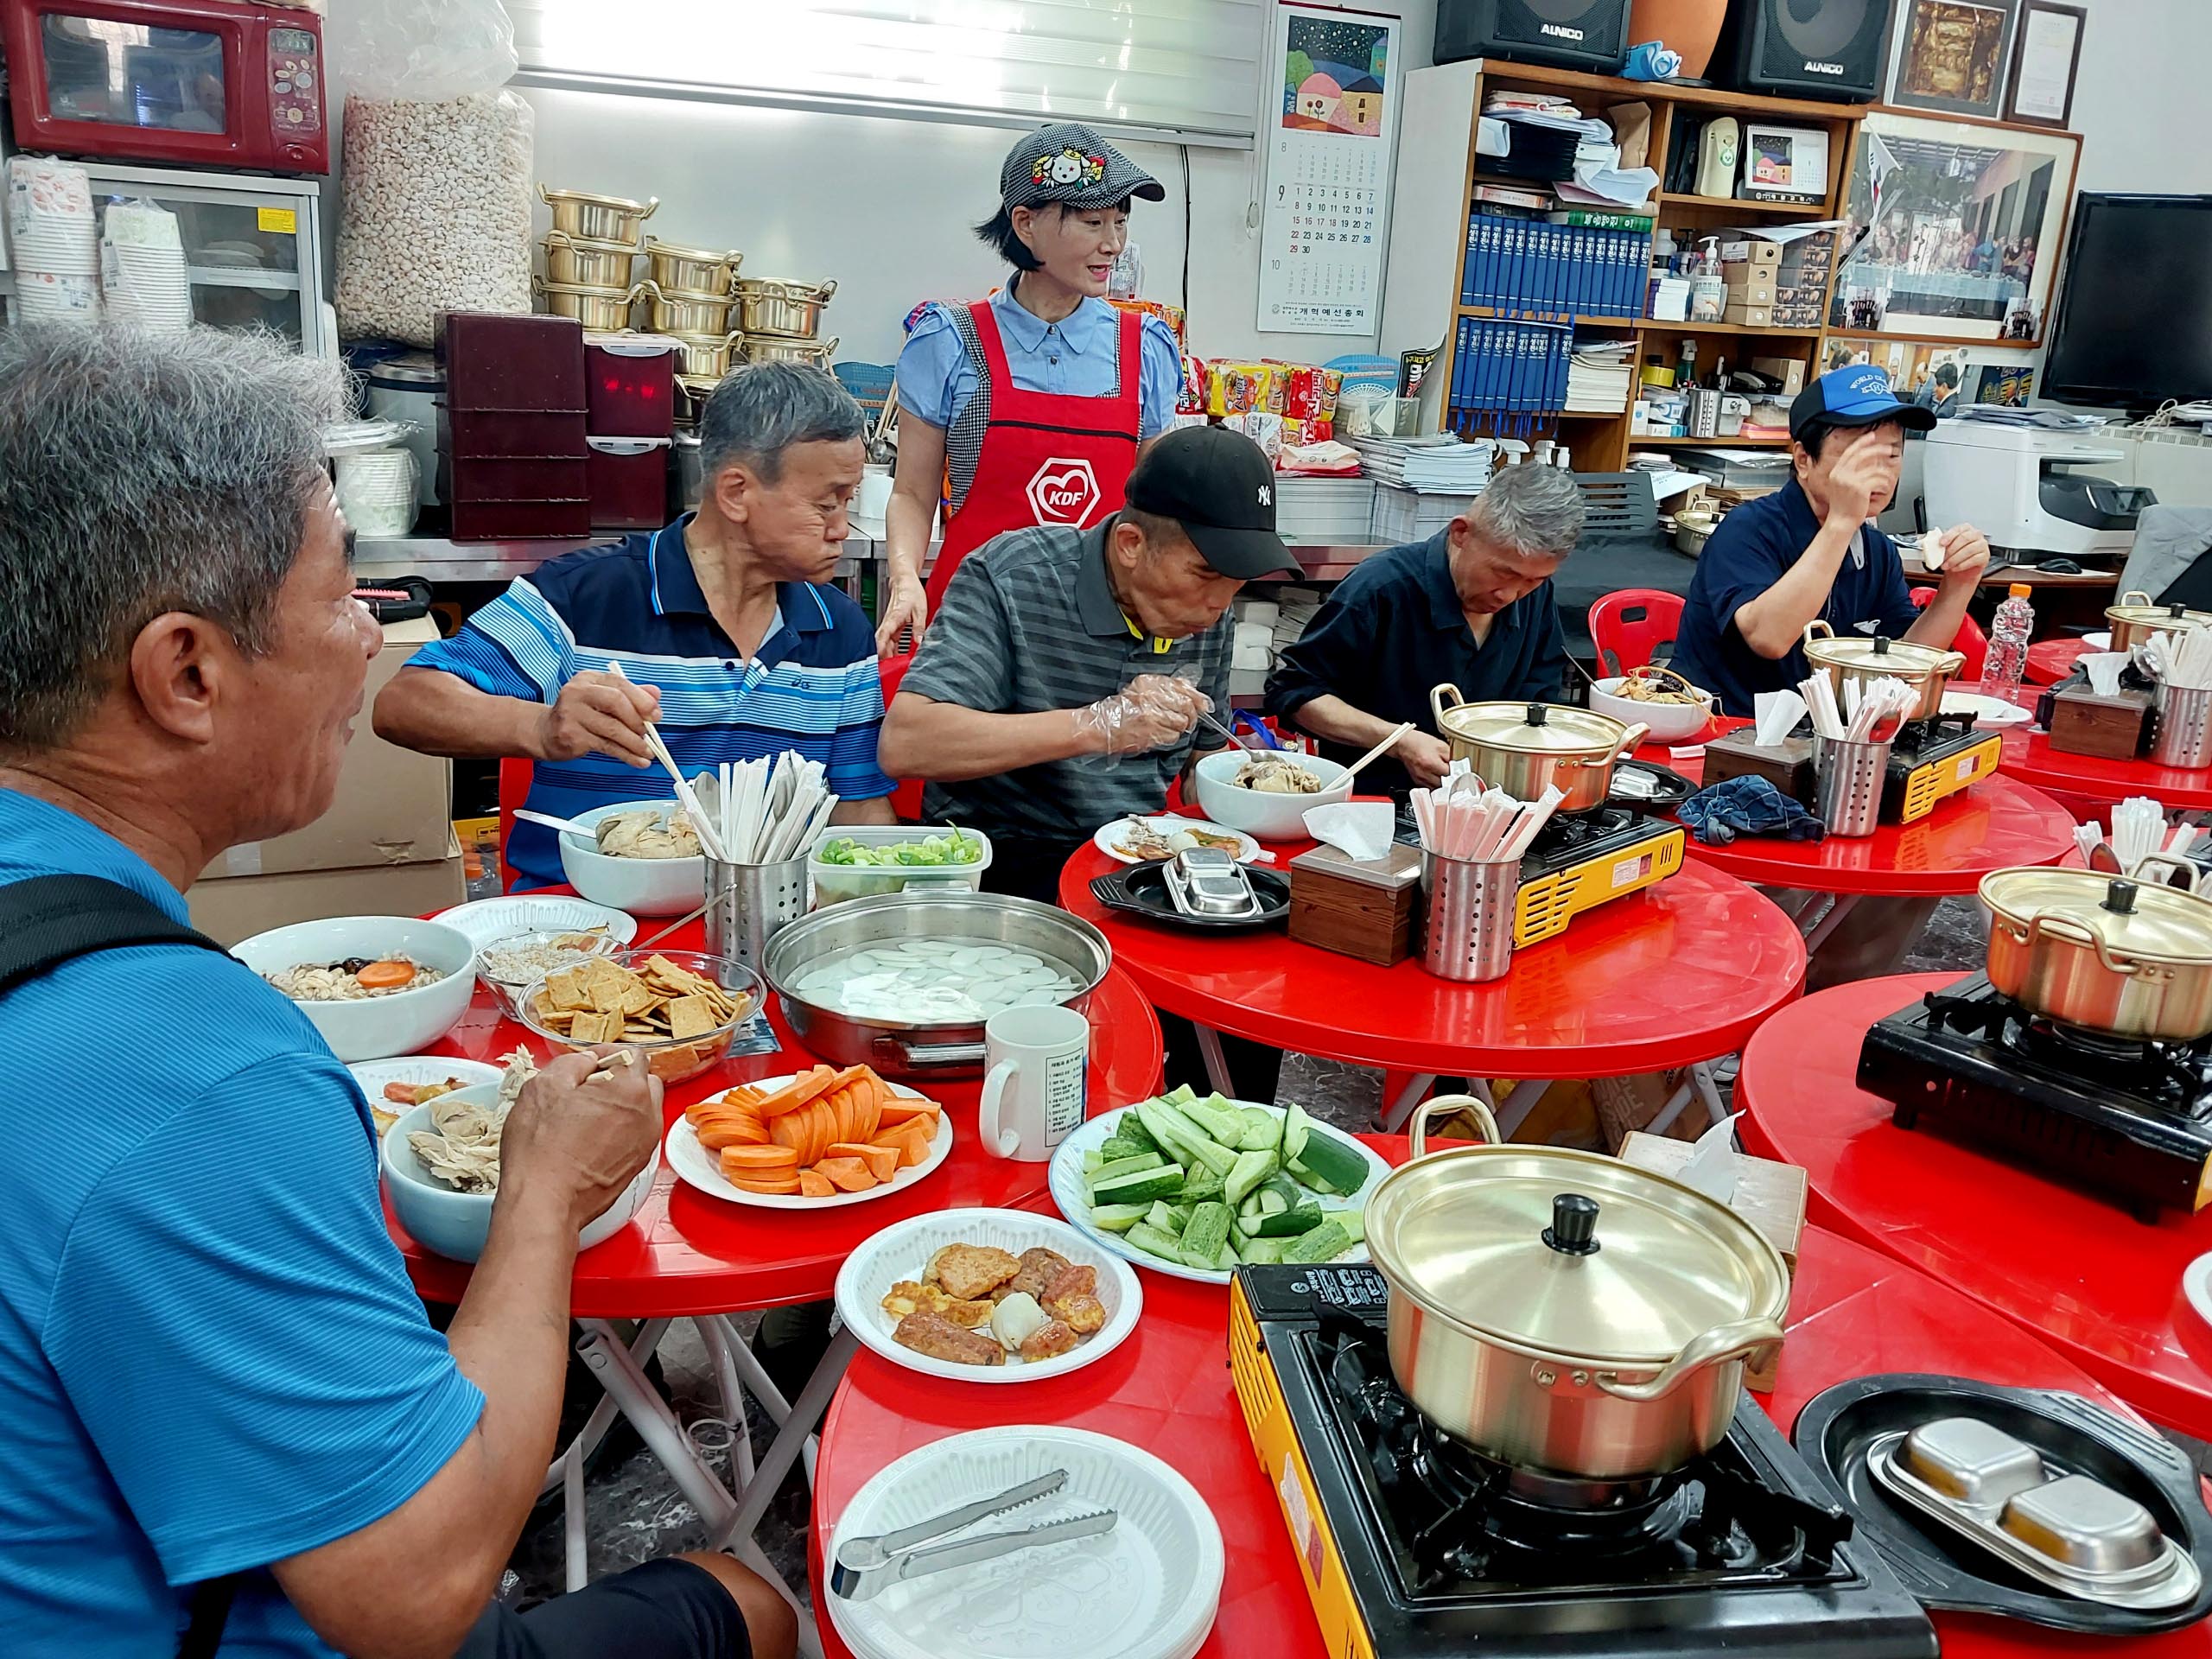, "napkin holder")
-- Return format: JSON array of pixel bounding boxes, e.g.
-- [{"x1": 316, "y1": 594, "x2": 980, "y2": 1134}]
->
[
  {"x1": 1700, "y1": 728, "x2": 1816, "y2": 805},
  {"x1": 2047, "y1": 680, "x2": 2153, "y2": 760},
  {"x1": 1617, "y1": 1129, "x2": 1807, "y2": 1391},
  {"x1": 1288, "y1": 841, "x2": 1421, "y2": 965}
]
